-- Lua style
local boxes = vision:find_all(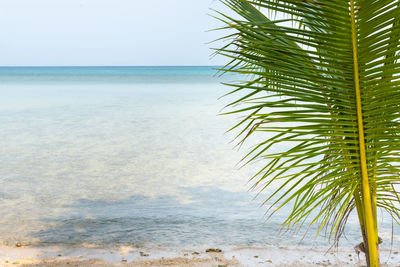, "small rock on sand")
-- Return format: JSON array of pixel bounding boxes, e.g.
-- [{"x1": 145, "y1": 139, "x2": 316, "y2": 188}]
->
[{"x1": 206, "y1": 248, "x2": 222, "y2": 253}]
